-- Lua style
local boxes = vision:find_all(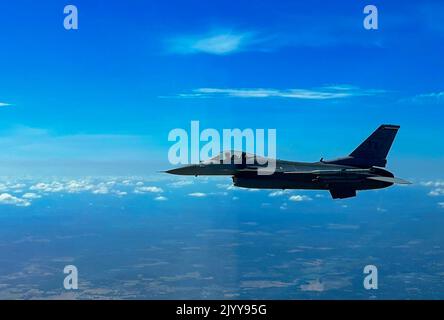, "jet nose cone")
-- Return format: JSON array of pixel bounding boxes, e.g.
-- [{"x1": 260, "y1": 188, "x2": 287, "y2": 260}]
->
[
  {"x1": 165, "y1": 168, "x2": 184, "y2": 175},
  {"x1": 165, "y1": 165, "x2": 198, "y2": 175}
]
